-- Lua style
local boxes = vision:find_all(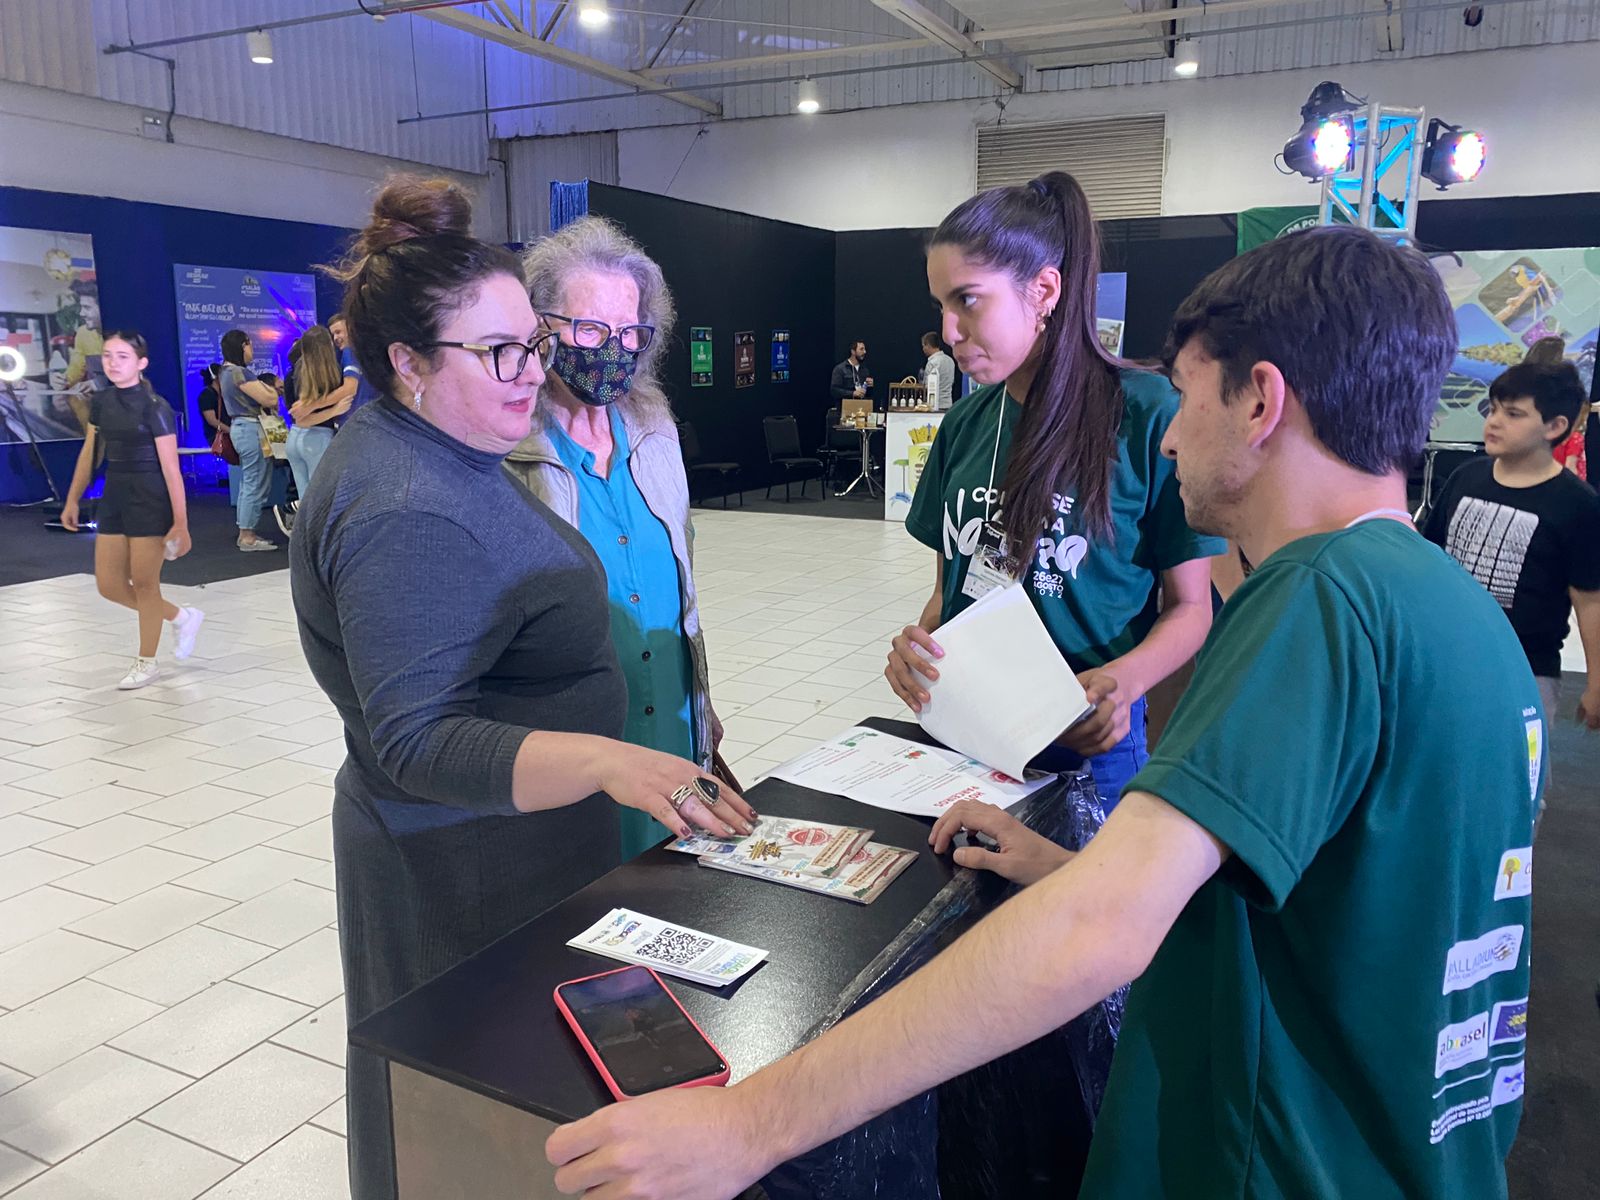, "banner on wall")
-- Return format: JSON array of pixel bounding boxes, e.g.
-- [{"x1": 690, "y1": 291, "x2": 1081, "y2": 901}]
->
[
  {"x1": 734, "y1": 330, "x2": 756, "y2": 389},
  {"x1": 1431, "y1": 248, "x2": 1600, "y2": 443},
  {"x1": 885, "y1": 413, "x2": 945, "y2": 522},
  {"x1": 0, "y1": 227, "x2": 100, "y2": 444},
  {"x1": 1236, "y1": 206, "x2": 1321, "y2": 253},
  {"x1": 173, "y1": 263, "x2": 317, "y2": 443},
  {"x1": 1095, "y1": 273, "x2": 1128, "y2": 357},
  {"x1": 690, "y1": 326, "x2": 713, "y2": 386},
  {"x1": 771, "y1": 329, "x2": 791, "y2": 382}
]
